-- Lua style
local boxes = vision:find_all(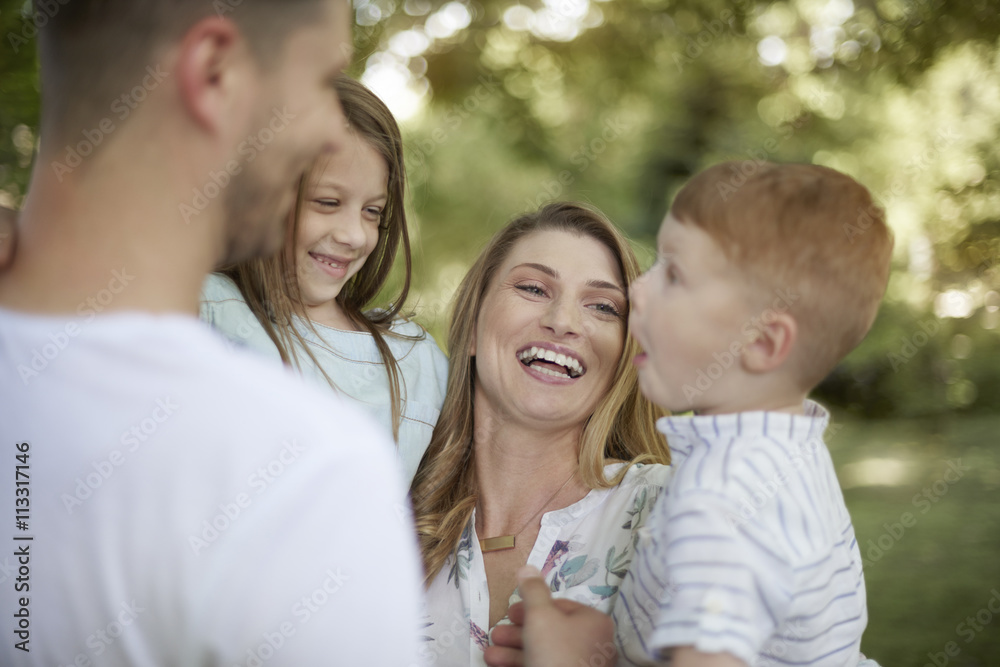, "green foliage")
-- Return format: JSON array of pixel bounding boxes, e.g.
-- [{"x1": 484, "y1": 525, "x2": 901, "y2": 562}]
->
[
  {"x1": 832, "y1": 413, "x2": 1000, "y2": 664},
  {"x1": 0, "y1": 0, "x2": 40, "y2": 208}
]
